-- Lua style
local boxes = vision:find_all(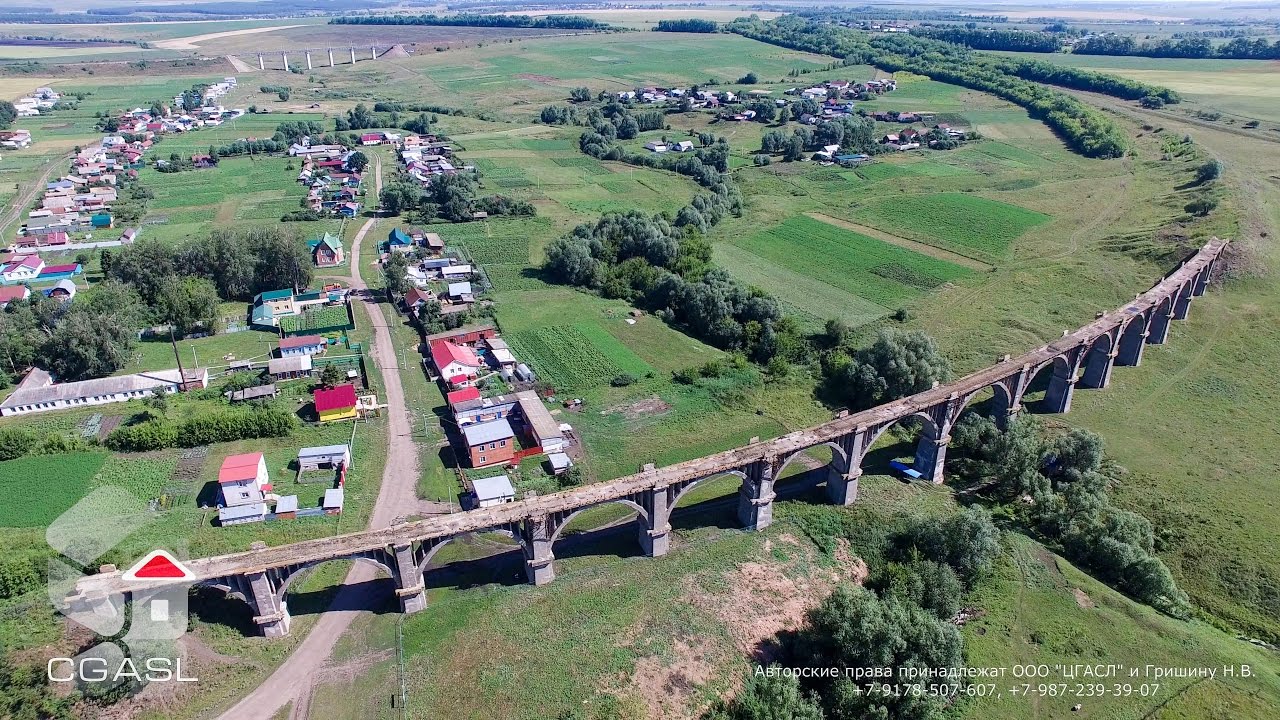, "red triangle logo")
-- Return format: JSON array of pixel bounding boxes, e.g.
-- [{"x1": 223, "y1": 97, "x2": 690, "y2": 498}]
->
[{"x1": 122, "y1": 550, "x2": 195, "y2": 581}]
